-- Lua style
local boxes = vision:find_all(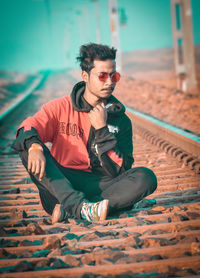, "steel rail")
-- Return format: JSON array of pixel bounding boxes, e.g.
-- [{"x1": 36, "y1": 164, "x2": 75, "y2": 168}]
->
[
  {"x1": 126, "y1": 107, "x2": 200, "y2": 173},
  {"x1": 0, "y1": 75, "x2": 47, "y2": 122}
]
